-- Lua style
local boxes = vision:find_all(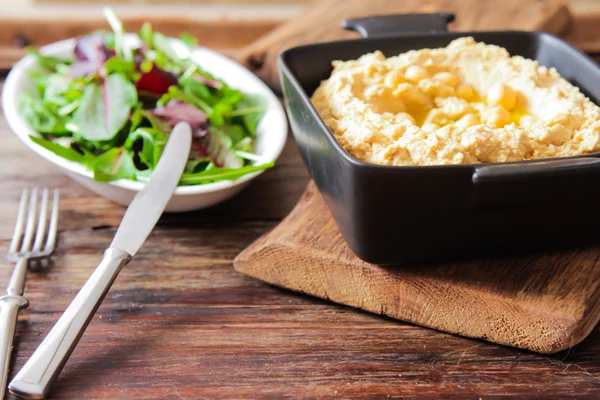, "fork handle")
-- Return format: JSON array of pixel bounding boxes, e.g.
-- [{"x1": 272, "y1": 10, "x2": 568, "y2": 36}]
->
[
  {"x1": 9, "y1": 248, "x2": 131, "y2": 399},
  {"x1": 0, "y1": 294, "x2": 29, "y2": 400}
]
